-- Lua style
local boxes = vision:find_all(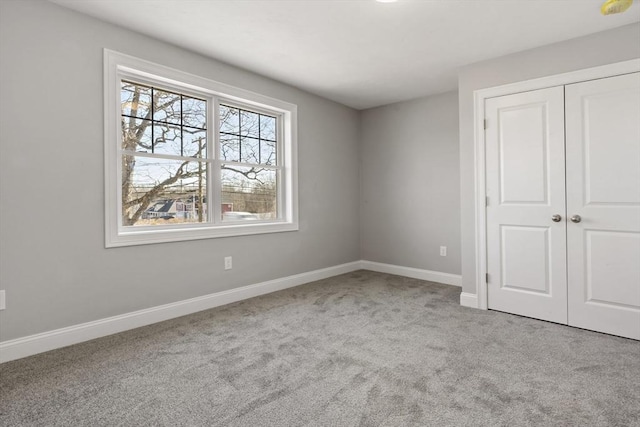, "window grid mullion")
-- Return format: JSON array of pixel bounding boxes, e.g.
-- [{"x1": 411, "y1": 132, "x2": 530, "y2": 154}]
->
[
  {"x1": 180, "y1": 94, "x2": 184, "y2": 157},
  {"x1": 121, "y1": 114, "x2": 206, "y2": 131},
  {"x1": 258, "y1": 114, "x2": 261, "y2": 165}
]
